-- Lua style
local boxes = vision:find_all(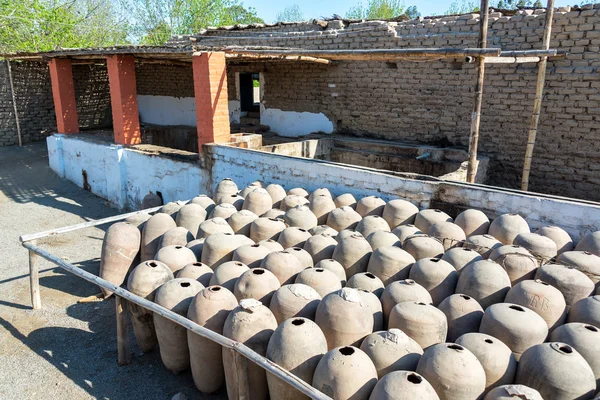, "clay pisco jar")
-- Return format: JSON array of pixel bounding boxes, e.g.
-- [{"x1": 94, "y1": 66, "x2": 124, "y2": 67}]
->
[
  {"x1": 437, "y1": 294, "x2": 484, "y2": 342},
  {"x1": 382, "y1": 198, "x2": 419, "y2": 229},
  {"x1": 370, "y1": 371, "x2": 440, "y2": 400},
  {"x1": 455, "y1": 259, "x2": 511, "y2": 310},
  {"x1": 359, "y1": 329, "x2": 423, "y2": 378},
  {"x1": 489, "y1": 245, "x2": 539, "y2": 284},
  {"x1": 175, "y1": 203, "x2": 207, "y2": 238},
  {"x1": 504, "y1": 279, "x2": 567, "y2": 330},
  {"x1": 388, "y1": 301, "x2": 447, "y2": 349},
  {"x1": 488, "y1": 213, "x2": 530, "y2": 245},
  {"x1": 380, "y1": 279, "x2": 433, "y2": 326},
  {"x1": 332, "y1": 233, "x2": 373, "y2": 278},
  {"x1": 455, "y1": 209, "x2": 490, "y2": 237},
  {"x1": 99, "y1": 221, "x2": 140, "y2": 297},
  {"x1": 295, "y1": 266, "x2": 342, "y2": 298},
  {"x1": 141, "y1": 213, "x2": 176, "y2": 262},
  {"x1": 269, "y1": 283, "x2": 321, "y2": 324},
  {"x1": 366, "y1": 246, "x2": 415, "y2": 286}
]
